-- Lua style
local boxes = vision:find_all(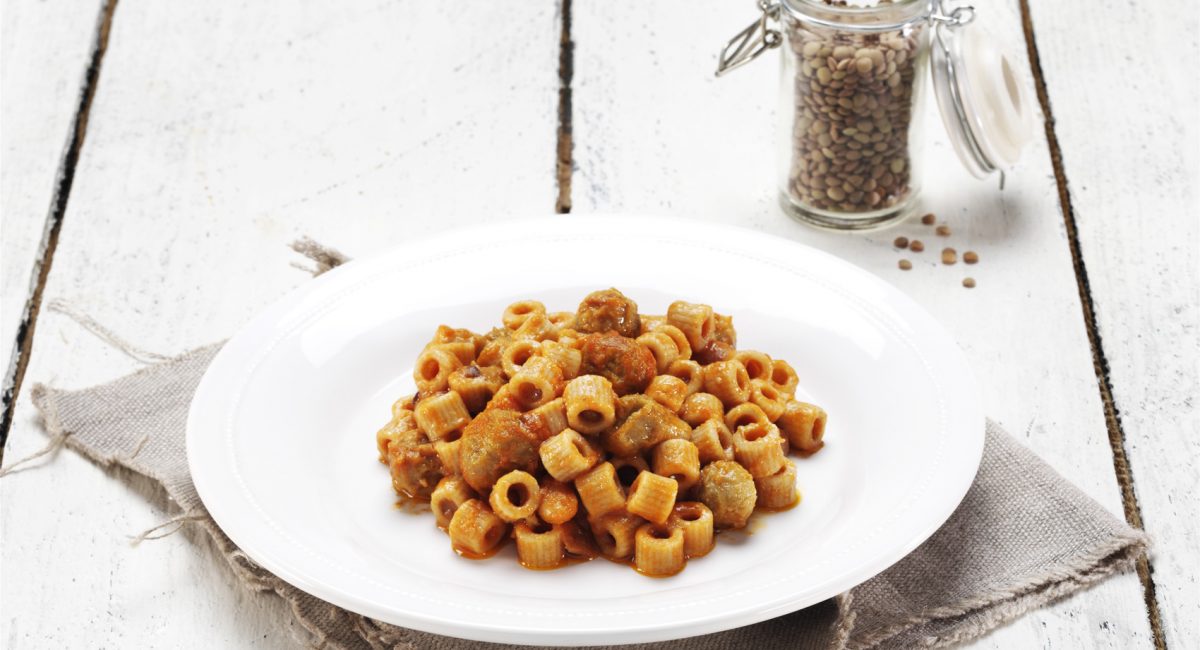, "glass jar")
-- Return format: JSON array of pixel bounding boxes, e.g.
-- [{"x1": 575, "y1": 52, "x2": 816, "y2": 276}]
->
[{"x1": 718, "y1": 0, "x2": 1035, "y2": 231}]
